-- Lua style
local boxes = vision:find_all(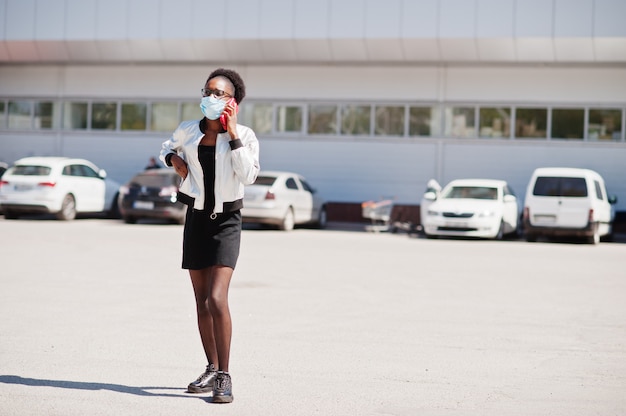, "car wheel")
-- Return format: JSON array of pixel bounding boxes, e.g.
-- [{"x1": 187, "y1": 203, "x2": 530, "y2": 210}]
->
[
  {"x1": 315, "y1": 206, "x2": 327, "y2": 229},
  {"x1": 525, "y1": 233, "x2": 537, "y2": 242},
  {"x1": 495, "y1": 220, "x2": 505, "y2": 240},
  {"x1": 279, "y1": 207, "x2": 295, "y2": 231},
  {"x1": 107, "y1": 192, "x2": 121, "y2": 219},
  {"x1": 56, "y1": 194, "x2": 76, "y2": 221},
  {"x1": 123, "y1": 216, "x2": 137, "y2": 224}
]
